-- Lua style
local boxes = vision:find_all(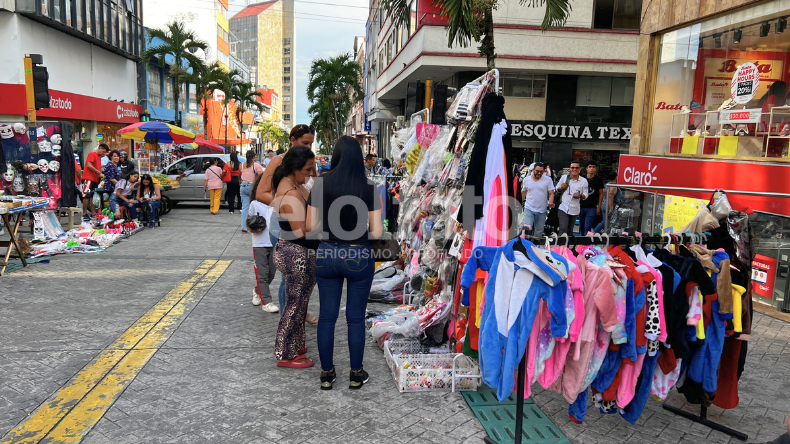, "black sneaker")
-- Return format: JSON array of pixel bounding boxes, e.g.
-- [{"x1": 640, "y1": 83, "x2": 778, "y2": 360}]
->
[
  {"x1": 320, "y1": 368, "x2": 336, "y2": 391},
  {"x1": 349, "y1": 368, "x2": 369, "y2": 390}
]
